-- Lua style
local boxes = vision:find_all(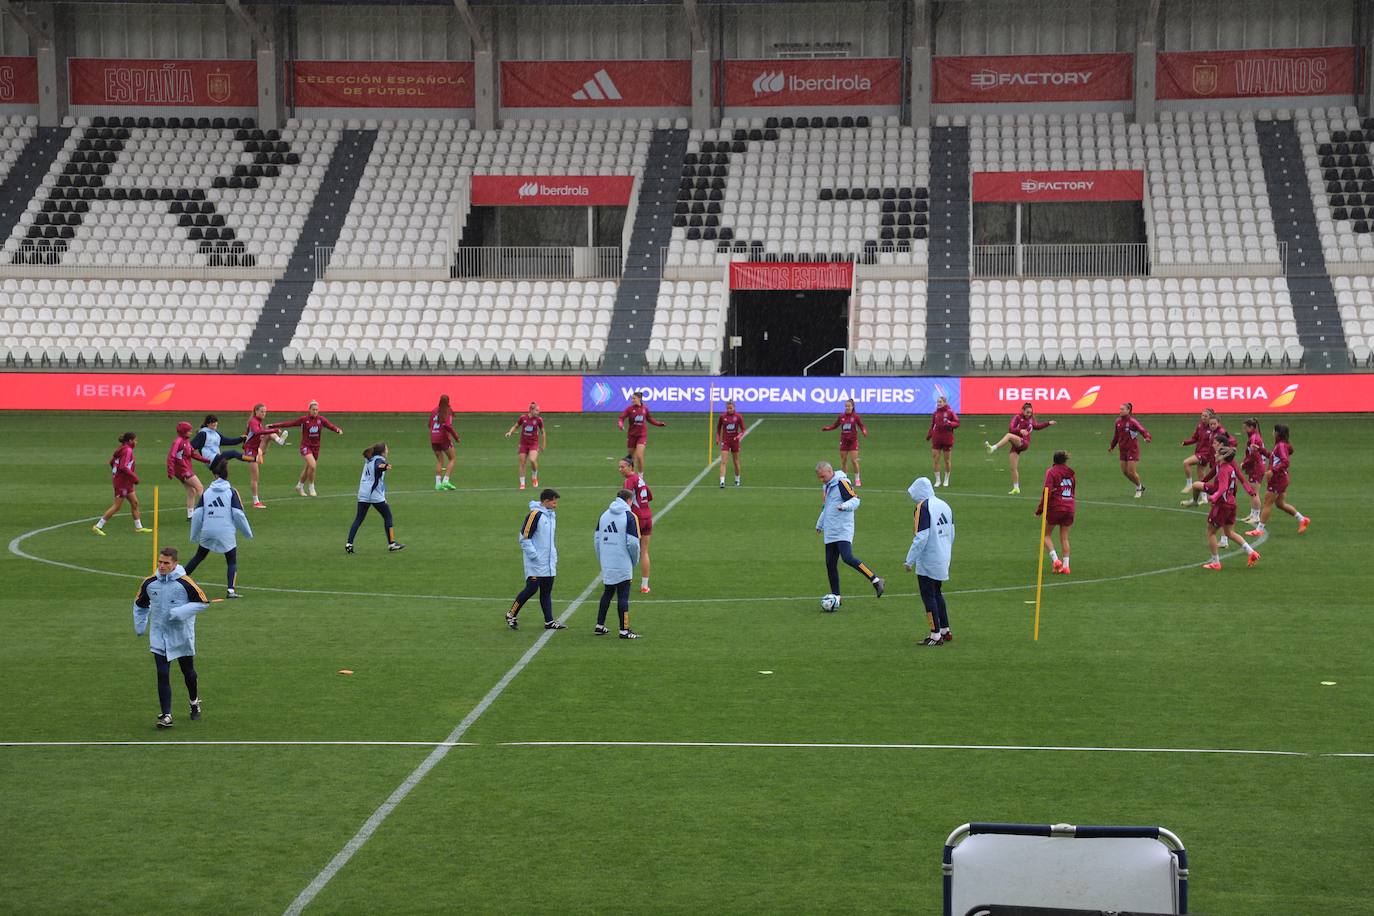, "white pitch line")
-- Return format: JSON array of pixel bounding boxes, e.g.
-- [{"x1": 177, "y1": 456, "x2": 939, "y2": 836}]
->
[
  {"x1": 1, "y1": 741, "x2": 474, "y2": 748},
  {"x1": 282, "y1": 421, "x2": 763, "y2": 915},
  {"x1": 500, "y1": 740, "x2": 1309, "y2": 757}
]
